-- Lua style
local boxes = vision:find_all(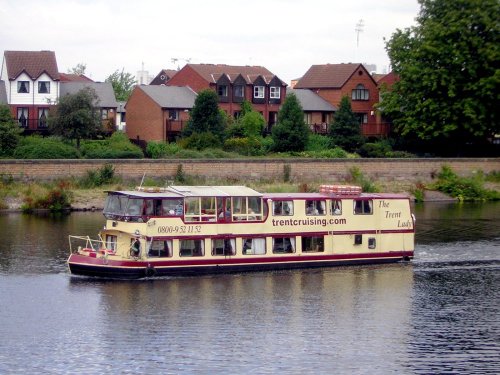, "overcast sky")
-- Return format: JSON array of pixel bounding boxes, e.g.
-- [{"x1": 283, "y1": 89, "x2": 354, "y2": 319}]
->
[{"x1": 1, "y1": 0, "x2": 420, "y2": 84}]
